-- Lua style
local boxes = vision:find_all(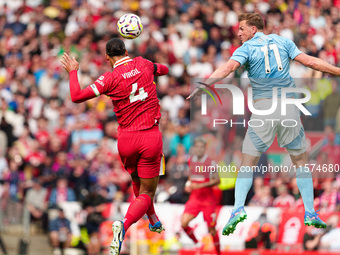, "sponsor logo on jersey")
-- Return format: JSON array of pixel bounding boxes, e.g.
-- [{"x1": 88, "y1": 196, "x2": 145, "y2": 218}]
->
[{"x1": 95, "y1": 76, "x2": 105, "y2": 86}]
